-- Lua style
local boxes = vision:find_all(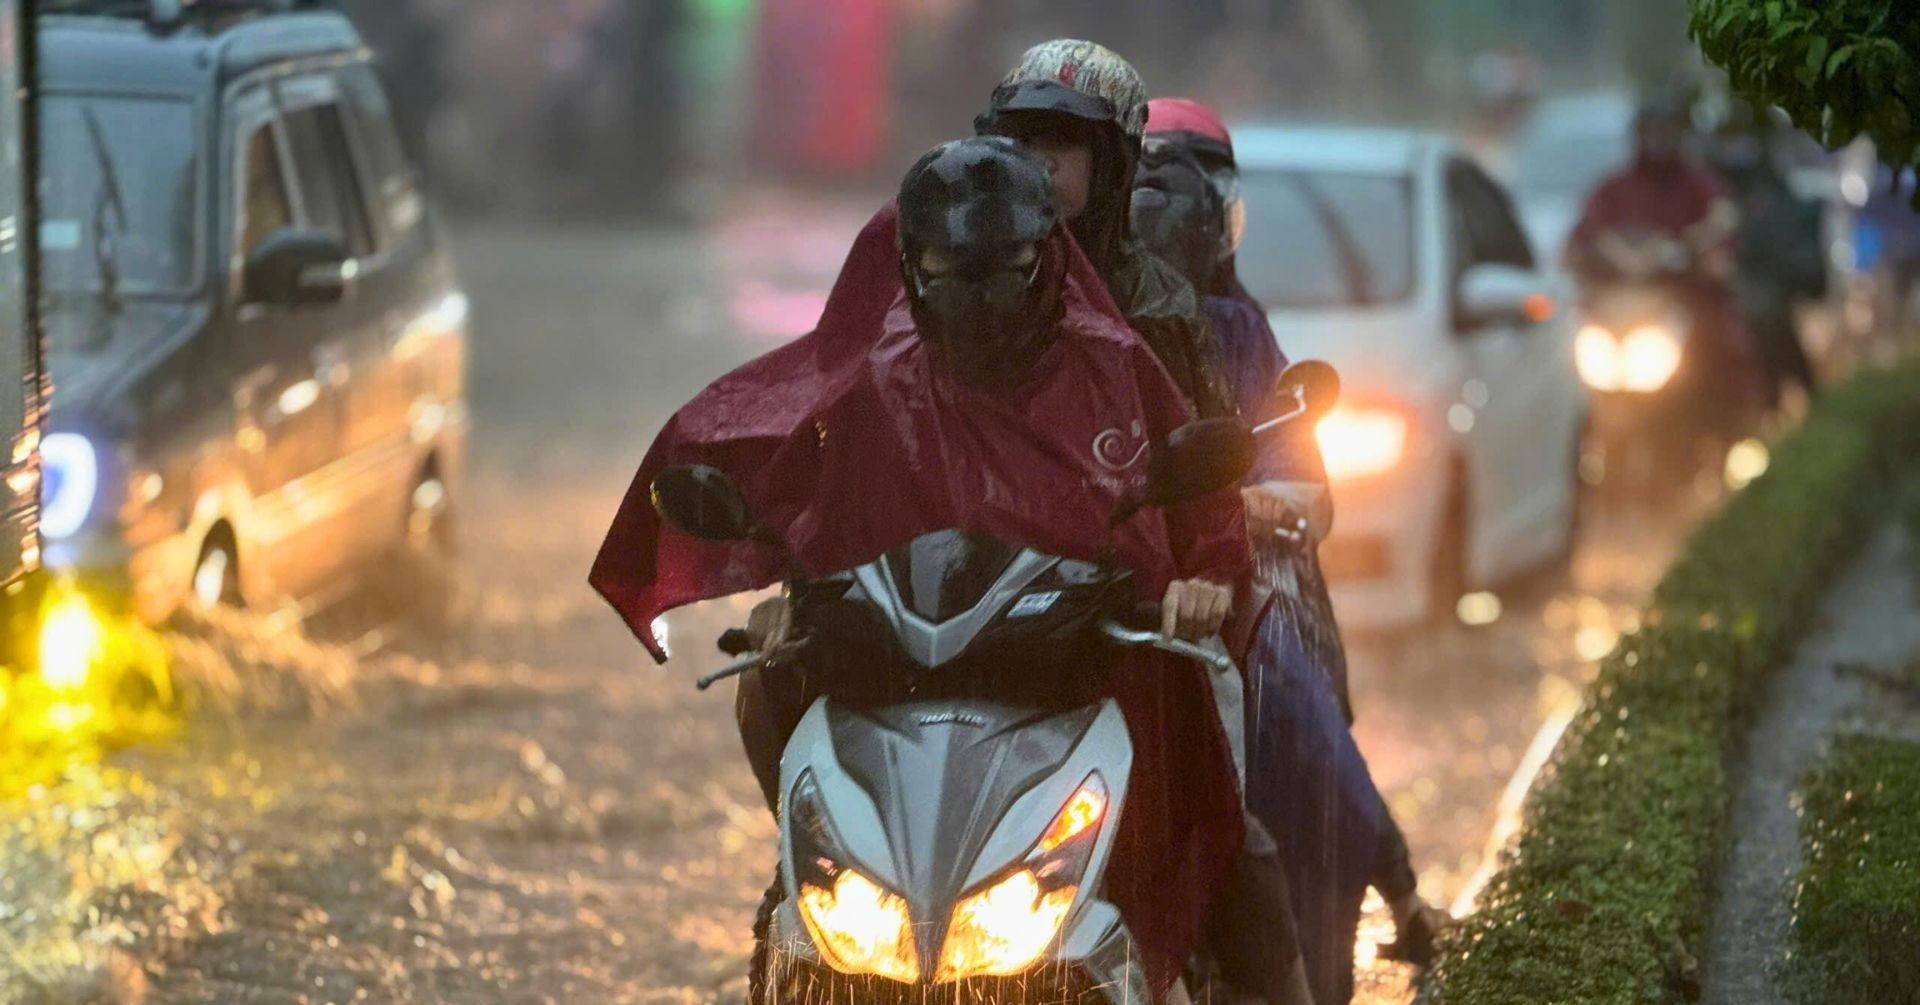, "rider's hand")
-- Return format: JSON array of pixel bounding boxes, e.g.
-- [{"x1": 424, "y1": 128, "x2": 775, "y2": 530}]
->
[
  {"x1": 1241, "y1": 485, "x2": 1302, "y2": 538},
  {"x1": 746, "y1": 597, "x2": 792, "y2": 652},
  {"x1": 1384, "y1": 892, "x2": 1455, "y2": 967},
  {"x1": 1161, "y1": 579, "x2": 1233, "y2": 642}
]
